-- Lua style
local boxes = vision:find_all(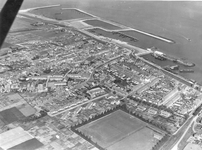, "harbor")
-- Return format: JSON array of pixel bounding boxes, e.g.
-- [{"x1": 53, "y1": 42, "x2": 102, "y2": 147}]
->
[{"x1": 140, "y1": 49, "x2": 199, "y2": 86}]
